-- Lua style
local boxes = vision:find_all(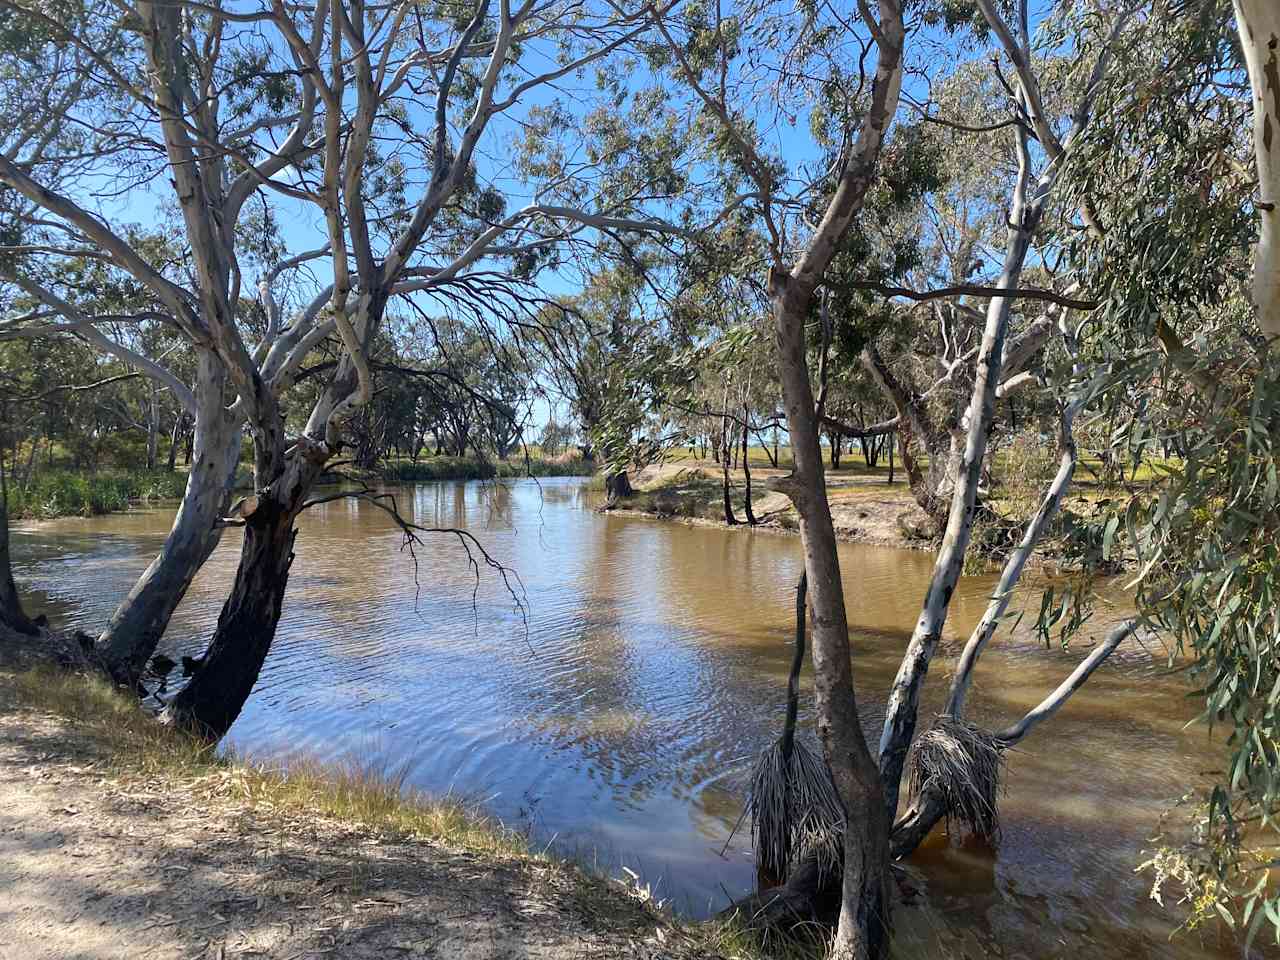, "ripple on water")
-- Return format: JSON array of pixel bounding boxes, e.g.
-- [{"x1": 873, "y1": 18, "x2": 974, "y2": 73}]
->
[{"x1": 13, "y1": 477, "x2": 1232, "y2": 958}]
